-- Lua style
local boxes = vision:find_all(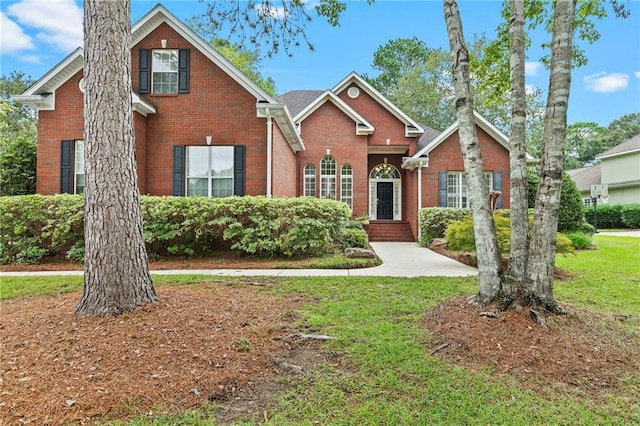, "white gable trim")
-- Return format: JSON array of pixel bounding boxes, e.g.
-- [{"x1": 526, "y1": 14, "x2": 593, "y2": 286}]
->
[
  {"x1": 294, "y1": 90, "x2": 375, "y2": 135},
  {"x1": 131, "y1": 4, "x2": 276, "y2": 103},
  {"x1": 332, "y1": 72, "x2": 424, "y2": 137}
]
